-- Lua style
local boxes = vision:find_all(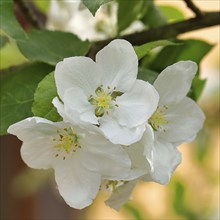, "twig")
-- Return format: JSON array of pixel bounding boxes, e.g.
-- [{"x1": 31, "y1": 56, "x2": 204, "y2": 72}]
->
[
  {"x1": 89, "y1": 11, "x2": 220, "y2": 57},
  {"x1": 183, "y1": 0, "x2": 204, "y2": 17},
  {"x1": 14, "y1": 0, "x2": 46, "y2": 29}
]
